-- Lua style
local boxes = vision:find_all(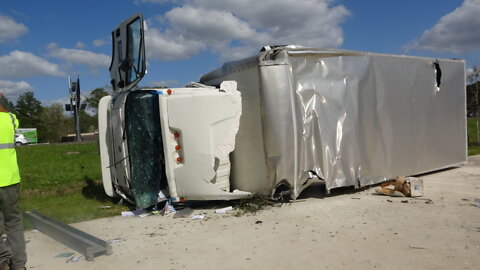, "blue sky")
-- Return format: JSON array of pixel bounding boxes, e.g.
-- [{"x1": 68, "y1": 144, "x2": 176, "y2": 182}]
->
[{"x1": 1, "y1": 0, "x2": 479, "y2": 105}]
